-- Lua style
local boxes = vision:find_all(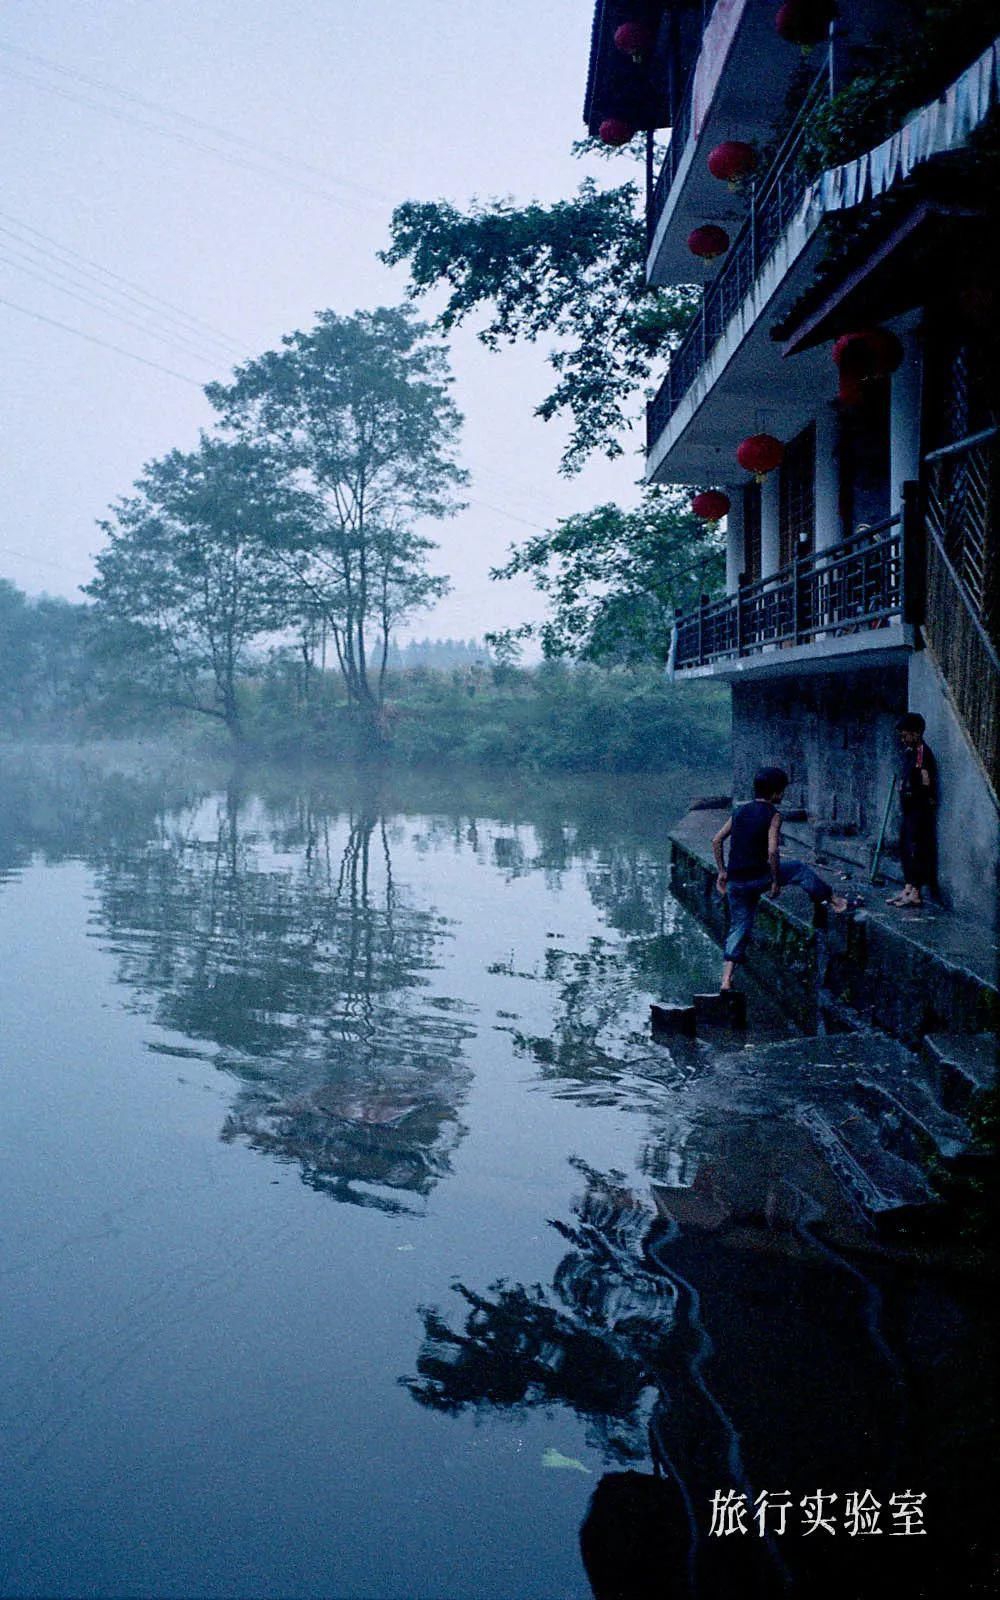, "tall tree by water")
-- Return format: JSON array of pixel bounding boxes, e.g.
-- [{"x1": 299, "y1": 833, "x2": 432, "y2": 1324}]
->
[
  {"x1": 86, "y1": 436, "x2": 299, "y2": 736},
  {"x1": 205, "y1": 306, "x2": 466, "y2": 731}
]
